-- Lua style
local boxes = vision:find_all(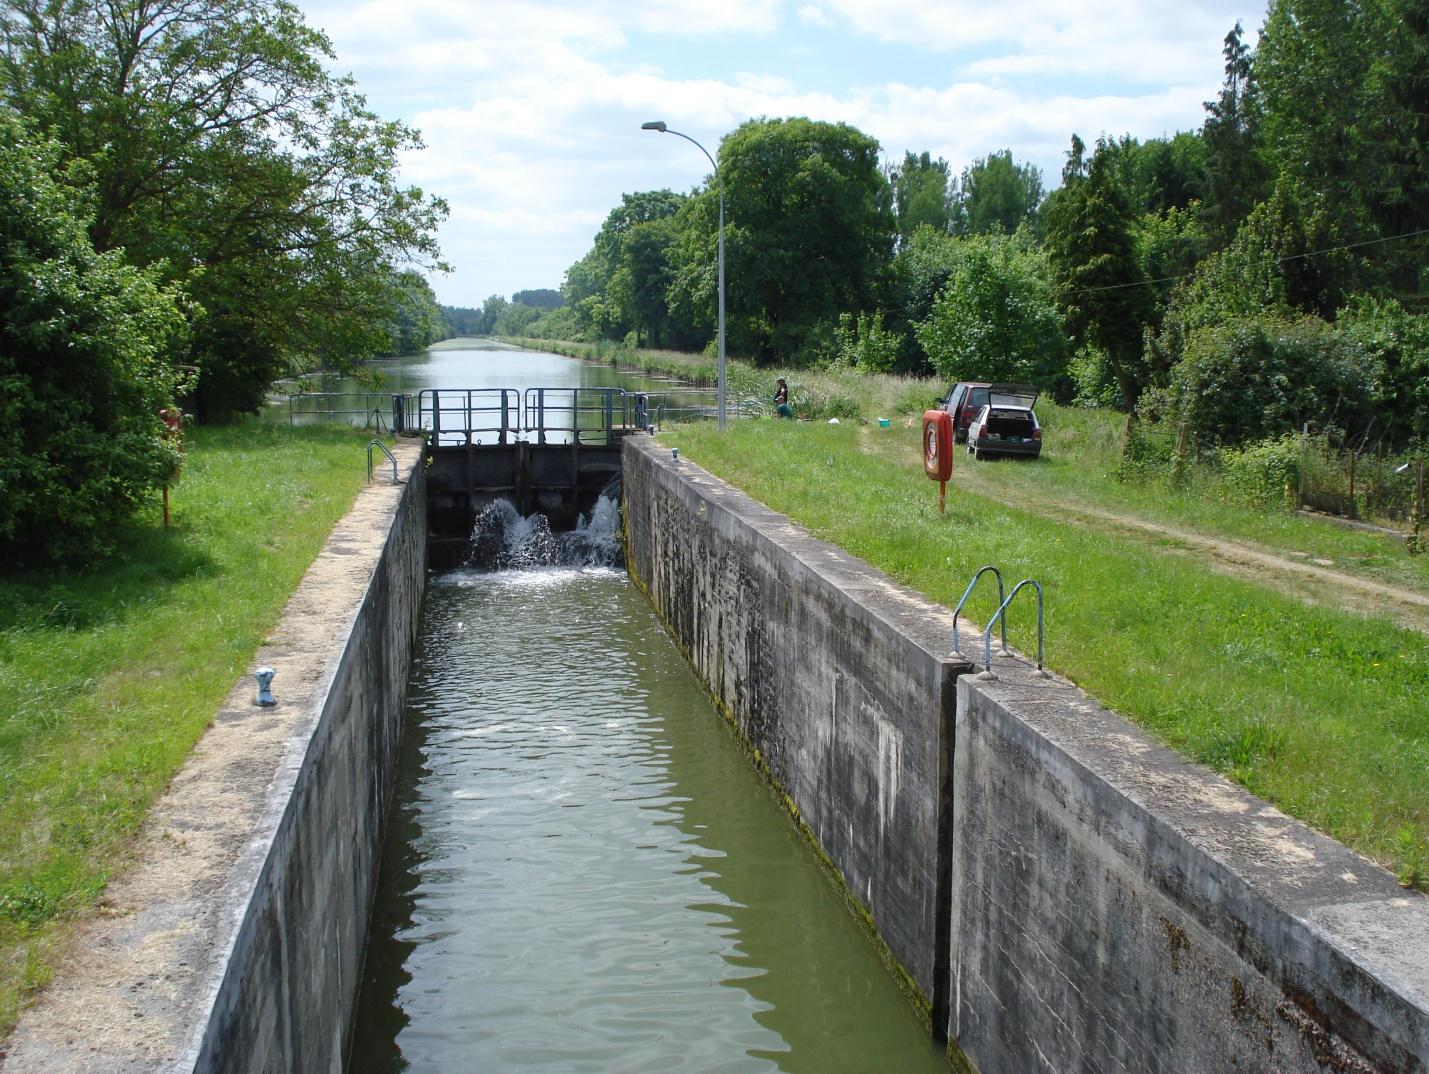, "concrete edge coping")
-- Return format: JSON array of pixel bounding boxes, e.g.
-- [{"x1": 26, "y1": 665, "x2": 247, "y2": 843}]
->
[
  {"x1": 0, "y1": 440, "x2": 425, "y2": 1074},
  {"x1": 959, "y1": 658, "x2": 1429, "y2": 1031}
]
